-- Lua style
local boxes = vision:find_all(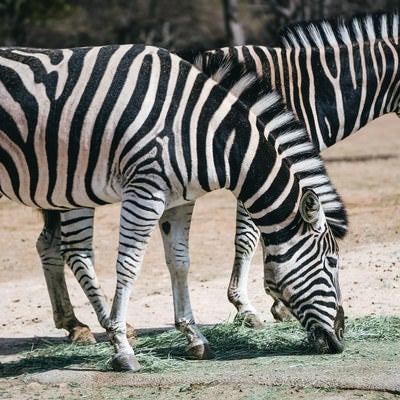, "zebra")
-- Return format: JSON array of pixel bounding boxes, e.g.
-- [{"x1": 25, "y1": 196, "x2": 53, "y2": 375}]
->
[
  {"x1": 185, "y1": 11, "x2": 400, "y2": 325},
  {"x1": 0, "y1": 44, "x2": 345, "y2": 370},
  {"x1": 37, "y1": 11, "x2": 400, "y2": 339},
  {"x1": 35, "y1": 51, "x2": 347, "y2": 346}
]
